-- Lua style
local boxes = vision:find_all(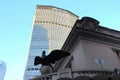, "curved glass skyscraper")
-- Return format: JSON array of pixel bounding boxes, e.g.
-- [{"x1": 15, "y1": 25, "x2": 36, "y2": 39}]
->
[
  {"x1": 0, "y1": 61, "x2": 6, "y2": 80},
  {"x1": 24, "y1": 5, "x2": 78, "y2": 80}
]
